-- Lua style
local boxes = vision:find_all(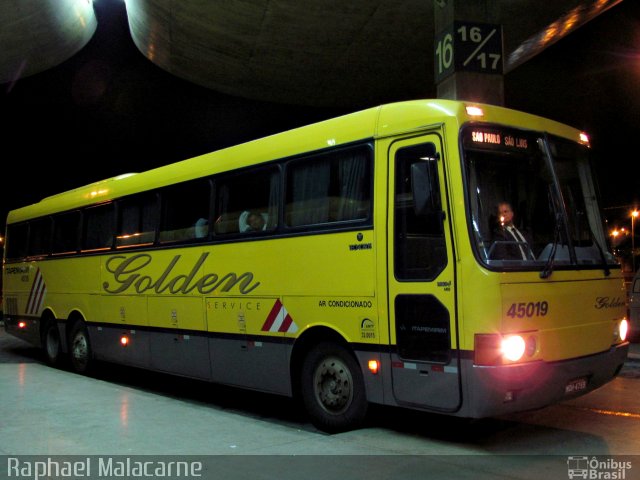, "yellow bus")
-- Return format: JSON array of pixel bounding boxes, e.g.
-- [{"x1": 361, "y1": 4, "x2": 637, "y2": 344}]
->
[{"x1": 2, "y1": 99, "x2": 629, "y2": 432}]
